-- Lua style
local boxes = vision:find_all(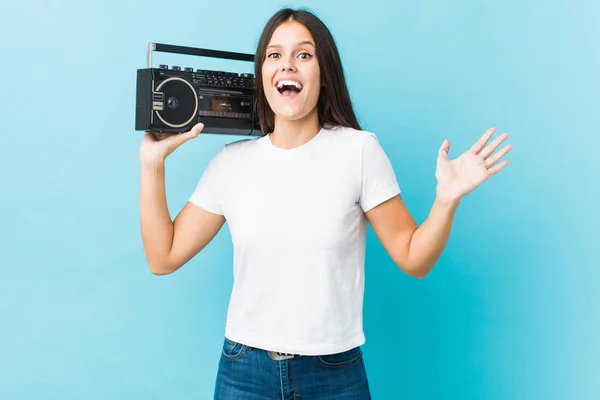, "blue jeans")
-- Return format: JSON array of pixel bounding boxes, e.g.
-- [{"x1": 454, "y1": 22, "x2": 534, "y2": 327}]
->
[{"x1": 214, "y1": 337, "x2": 372, "y2": 399}]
